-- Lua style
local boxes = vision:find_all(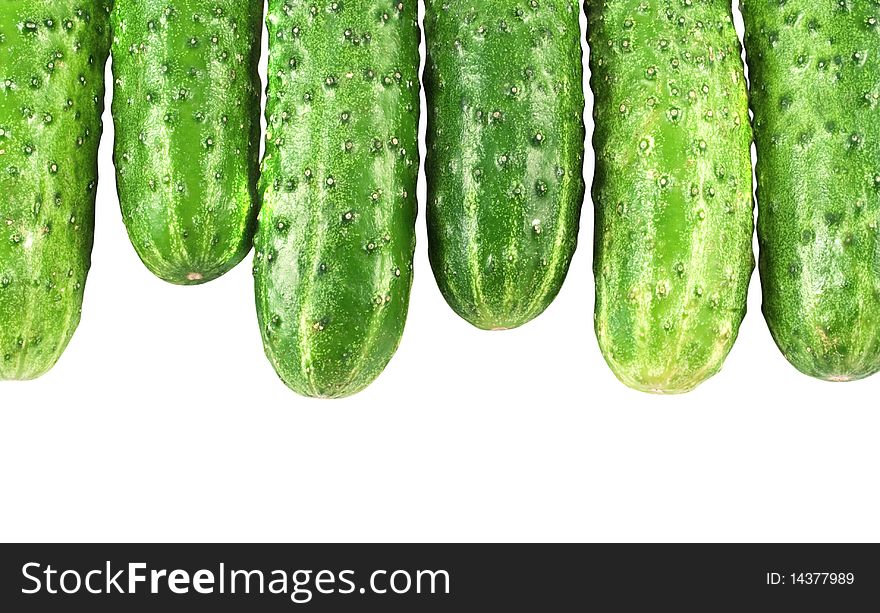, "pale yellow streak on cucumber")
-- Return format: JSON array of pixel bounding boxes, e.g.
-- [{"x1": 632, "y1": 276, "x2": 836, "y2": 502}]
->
[
  {"x1": 290, "y1": 105, "x2": 323, "y2": 397},
  {"x1": 459, "y1": 117, "x2": 487, "y2": 319},
  {"x1": 633, "y1": 148, "x2": 659, "y2": 381},
  {"x1": 13, "y1": 186, "x2": 39, "y2": 380},
  {"x1": 200, "y1": 52, "x2": 225, "y2": 272},
  {"x1": 149, "y1": 18, "x2": 185, "y2": 279},
  {"x1": 633, "y1": 200, "x2": 657, "y2": 383},
  {"x1": 672, "y1": 150, "x2": 712, "y2": 390},
  {"x1": 599, "y1": 109, "x2": 658, "y2": 388},
  {"x1": 155, "y1": 118, "x2": 187, "y2": 279}
]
